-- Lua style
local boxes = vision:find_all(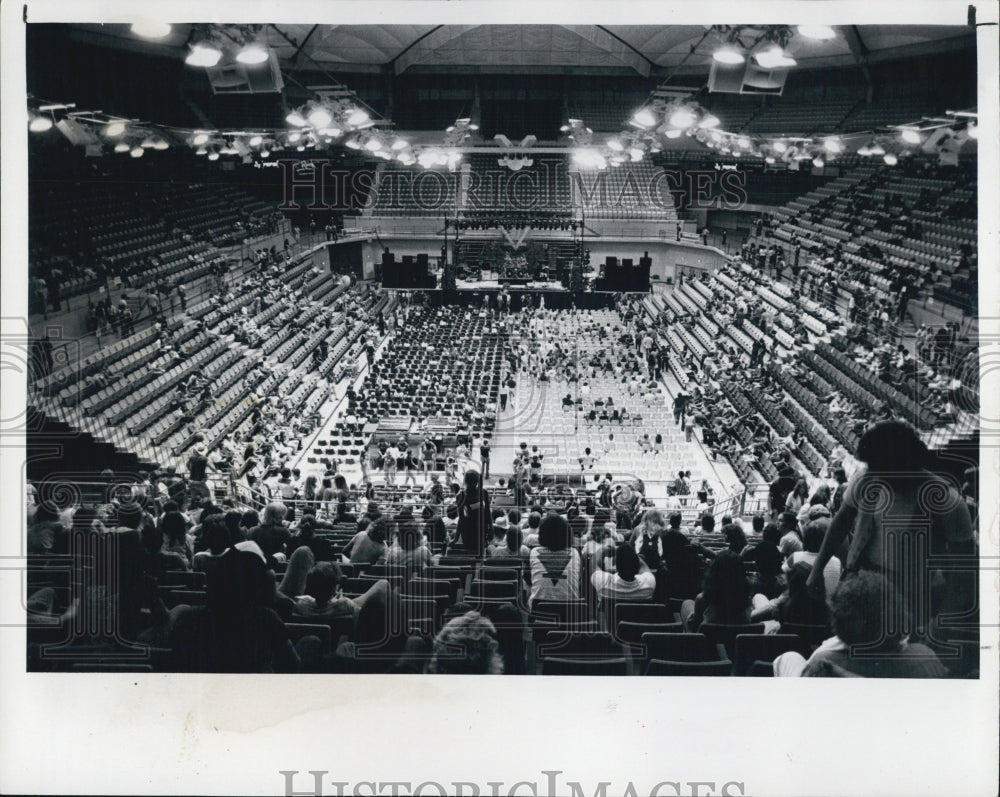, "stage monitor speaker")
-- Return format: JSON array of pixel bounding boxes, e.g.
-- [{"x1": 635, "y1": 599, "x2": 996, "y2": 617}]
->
[
  {"x1": 402, "y1": 255, "x2": 415, "y2": 265},
  {"x1": 606, "y1": 256, "x2": 618, "y2": 268},
  {"x1": 416, "y1": 253, "x2": 429, "y2": 267},
  {"x1": 621, "y1": 258, "x2": 634, "y2": 268}
]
